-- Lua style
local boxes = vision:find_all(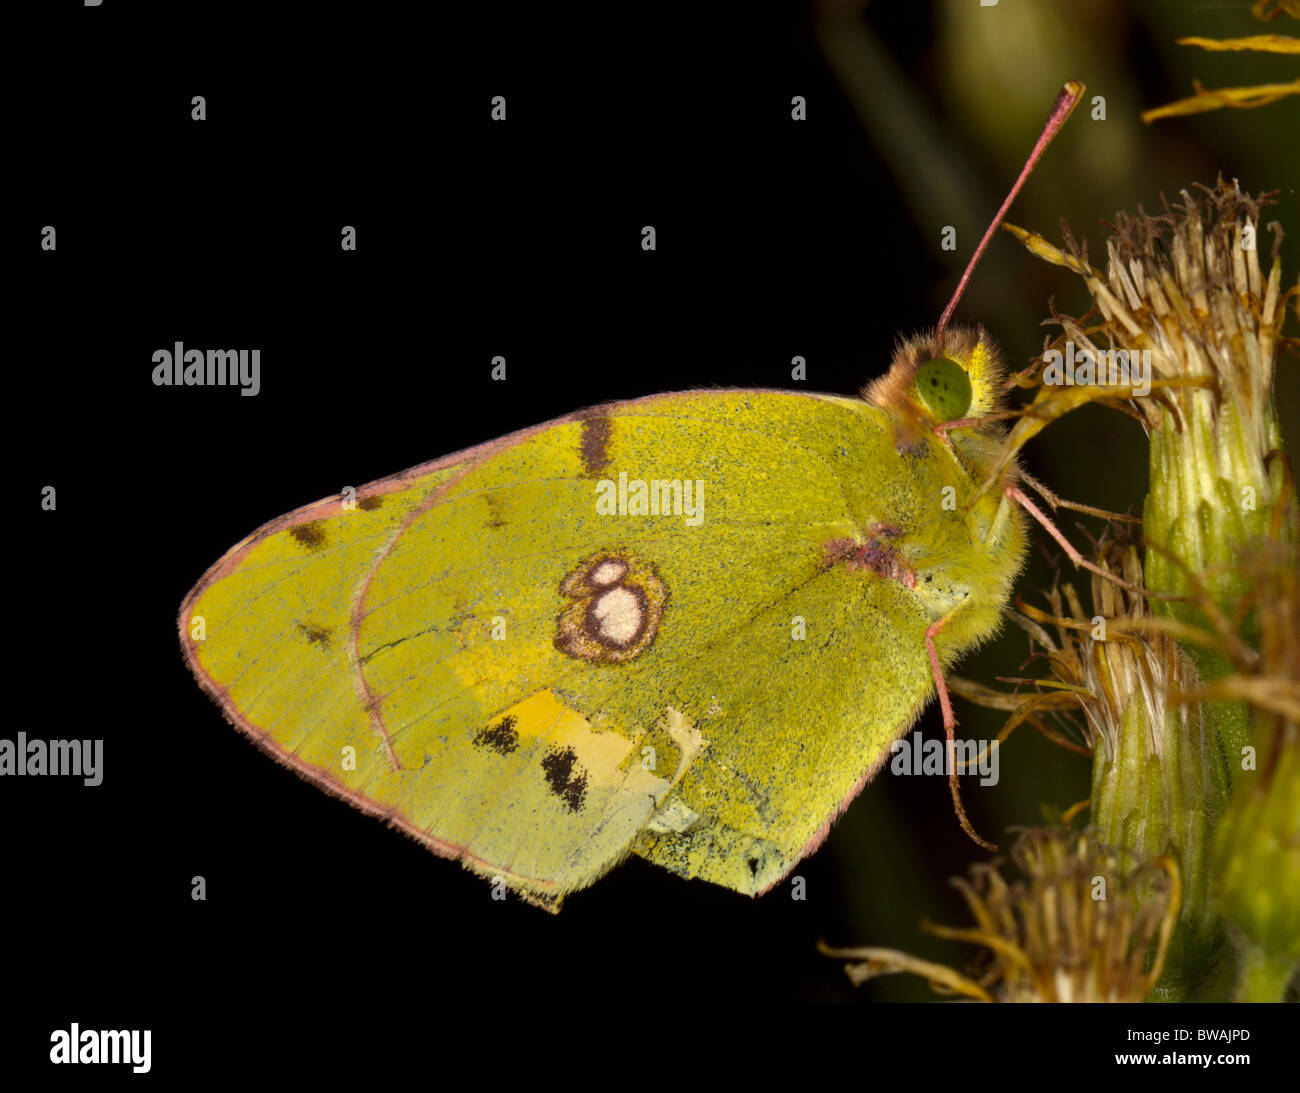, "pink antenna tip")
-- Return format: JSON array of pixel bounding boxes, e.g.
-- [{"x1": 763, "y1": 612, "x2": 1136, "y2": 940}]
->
[{"x1": 935, "y1": 80, "x2": 1085, "y2": 341}]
